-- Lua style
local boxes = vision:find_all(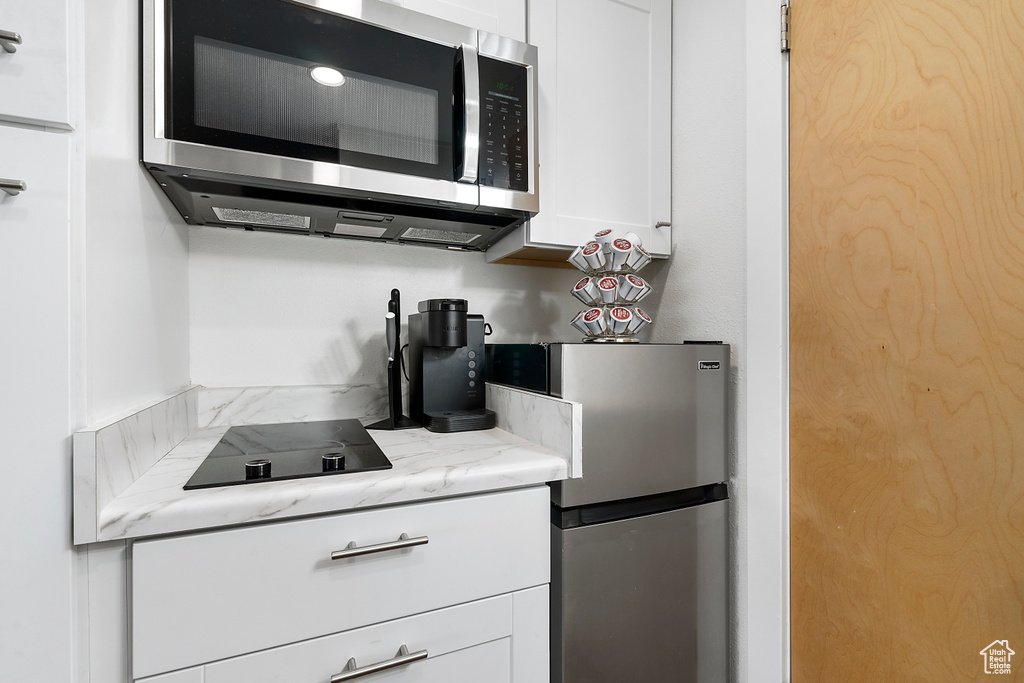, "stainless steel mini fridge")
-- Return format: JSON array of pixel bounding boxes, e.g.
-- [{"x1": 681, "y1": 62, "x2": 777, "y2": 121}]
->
[{"x1": 489, "y1": 342, "x2": 729, "y2": 682}]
